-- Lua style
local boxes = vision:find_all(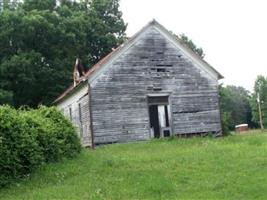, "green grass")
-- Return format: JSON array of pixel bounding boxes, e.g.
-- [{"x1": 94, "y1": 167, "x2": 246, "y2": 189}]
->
[{"x1": 1, "y1": 131, "x2": 267, "y2": 200}]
